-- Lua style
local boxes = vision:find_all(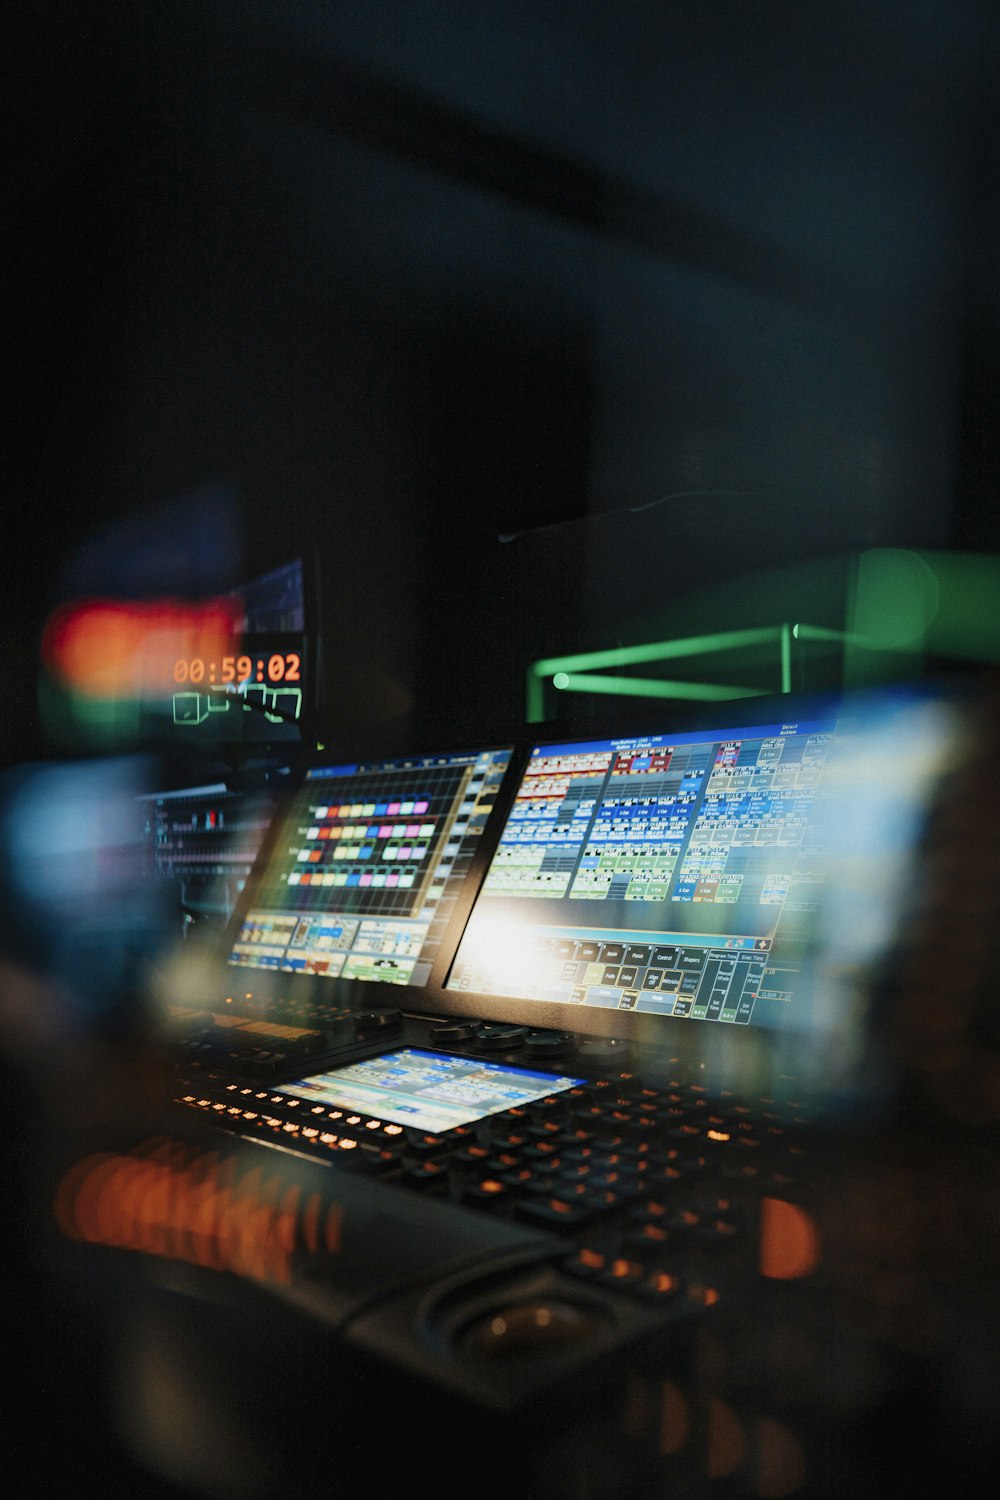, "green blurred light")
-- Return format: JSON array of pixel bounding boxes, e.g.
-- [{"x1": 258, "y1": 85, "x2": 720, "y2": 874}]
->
[
  {"x1": 528, "y1": 624, "x2": 793, "y2": 719},
  {"x1": 793, "y1": 623, "x2": 853, "y2": 643},
  {"x1": 550, "y1": 672, "x2": 771, "y2": 702},
  {"x1": 526, "y1": 665, "x2": 546, "y2": 723},
  {"x1": 780, "y1": 621, "x2": 792, "y2": 694},
  {"x1": 38, "y1": 669, "x2": 143, "y2": 750},
  {"x1": 532, "y1": 625, "x2": 787, "y2": 678},
  {"x1": 919, "y1": 551, "x2": 1000, "y2": 660},
  {"x1": 853, "y1": 549, "x2": 940, "y2": 650},
  {"x1": 528, "y1": 549, "x2": 1000, "y2": 724}
]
